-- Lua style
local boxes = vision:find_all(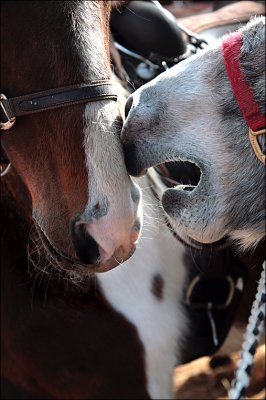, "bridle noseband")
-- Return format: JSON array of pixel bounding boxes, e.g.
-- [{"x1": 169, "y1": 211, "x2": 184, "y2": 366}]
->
[
  {"x1": 0, "y1": 80, "x2": 118, "y2": 131},
  {"x1": 0, "y1": 80, "x2": 118, "y2": 176}
]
